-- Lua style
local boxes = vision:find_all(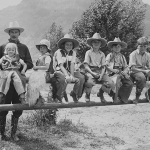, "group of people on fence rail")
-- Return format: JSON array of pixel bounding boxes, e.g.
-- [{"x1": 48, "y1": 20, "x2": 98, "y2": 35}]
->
[{"x1": 0, "y1": 21, "x2": 150, "y2": 141}]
